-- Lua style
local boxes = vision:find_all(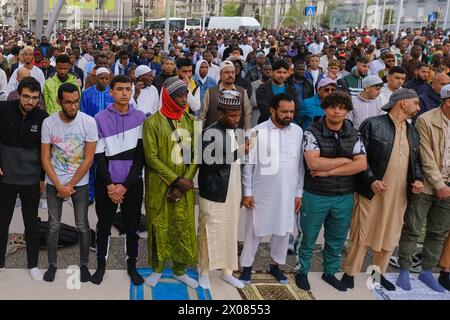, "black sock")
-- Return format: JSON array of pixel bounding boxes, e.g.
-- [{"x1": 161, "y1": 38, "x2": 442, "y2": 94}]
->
[
  {"x1": 322, "y1": 273, "x2": 347, "y2": 292},
  {"x1": 80, "y1": 265, "x2": 91, "y2": 282},
  {"x1": 43, "y1": 265, "x2": 57, "y2": 282},
  {"x1": 295, "y1": 273, "x2": 310, "y2": 291},
  {"x1": 380, "y1": 274, "x2": 396, "y2": 291},
  {"x1": 267, "y1": 264, "x2": 288, "y2": 283},
  {"x1": 438, "y1": 271, "x2": 450, "y2": 291},
  {"x1": 127, "y1": 259, "x2": 144, "y2": 286},
  {"x1": 91, "y1": 259, "x2": 106, "y2": 285},
  {"x1": 341, "y1": 273, "x2": 354, "y2": 289},
  {"x1": 239, "y1": 266, "x2": 252, "y2": 282}
]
